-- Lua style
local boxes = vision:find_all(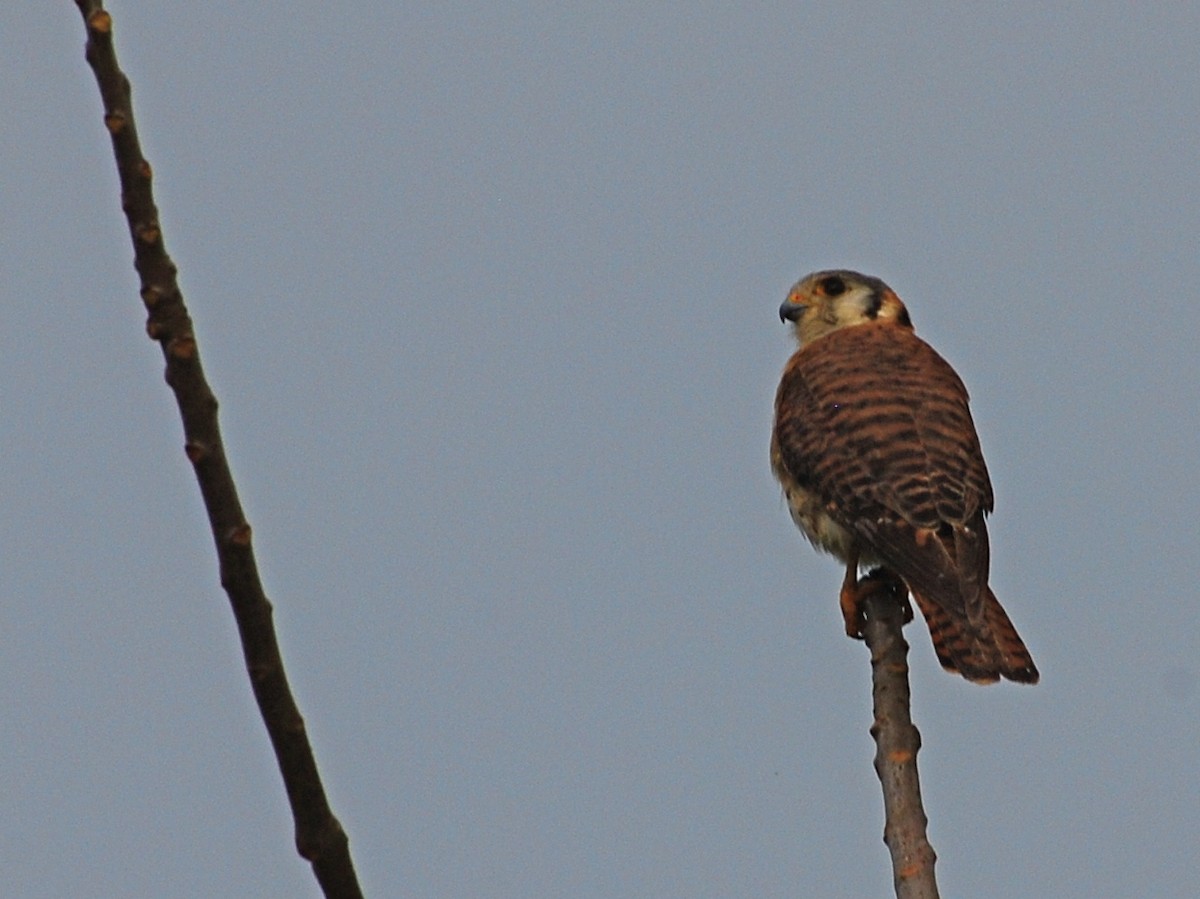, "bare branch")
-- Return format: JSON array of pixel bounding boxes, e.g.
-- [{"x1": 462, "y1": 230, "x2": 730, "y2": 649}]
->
[
  {"x1": 859, "y1": 569, "x2": 939, "y2": 899},
  {"x1": 72, "y1": 3, "x2": 364, "y2": 896}
]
